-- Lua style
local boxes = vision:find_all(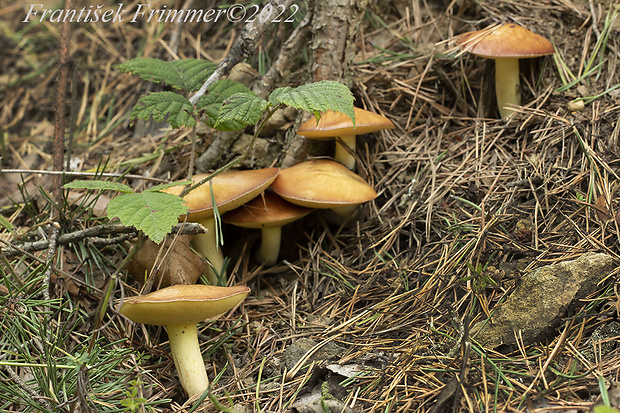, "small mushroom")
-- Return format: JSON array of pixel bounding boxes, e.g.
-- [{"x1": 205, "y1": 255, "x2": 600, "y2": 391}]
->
[
  {"x1": 119, "y1": 284, "x2": 250, "y2": 398},
  {"x1": 270, "y1": 159, "x2": 377, "y2": 225},
  {"x1": 297, "y1": 107, "x2": 395, "y2": 170},
  {"x1": 164, "y1": 168, "x2": 279, "y2": 284},
  {"x1": 223, "y1": 192, "x2": 313, "y2": 266},
  {"x1": 456, "y1": 24, "x2": 554, "y2": 118}
]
